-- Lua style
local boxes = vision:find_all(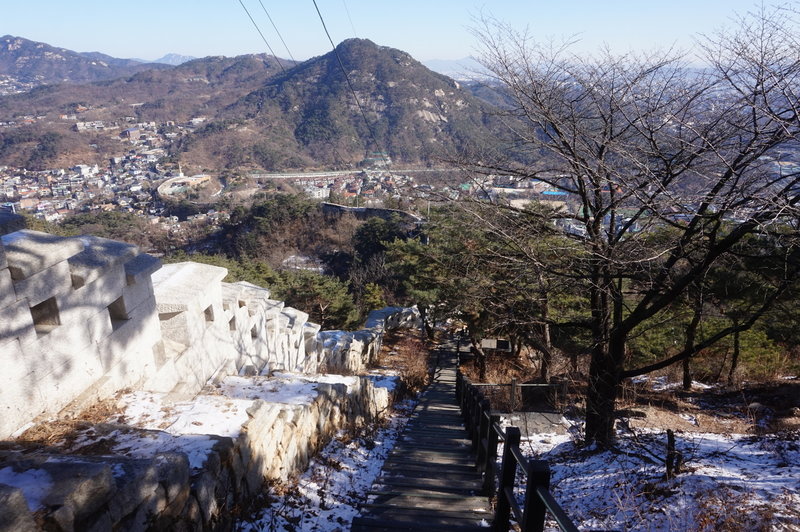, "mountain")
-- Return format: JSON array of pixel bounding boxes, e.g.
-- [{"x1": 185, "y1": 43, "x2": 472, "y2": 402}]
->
[
  {"x1": 0, "y1": 53, "x2": 294, "y2": 122},
  {"x1": 0, "y1": 52, "x2": 294, "y2": 170},
  {"x1": 153, "y1": 53, "x2": 197, "y2": 66},
  {"x1": 423, "y1": 57, "x2": 489, "y2": 81},
  {"x1": 0, "y1": 38, "x2": 507, "y2": 170},
  {"x1": 0, "y1": 35, "x2": 164, "y2": 85},
  {"x1": 183, "y1": 39, "x2": 504, "y2": 169},
  {"x1": 78, "y1": 51, "x2": 145, "y2": 69}
]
